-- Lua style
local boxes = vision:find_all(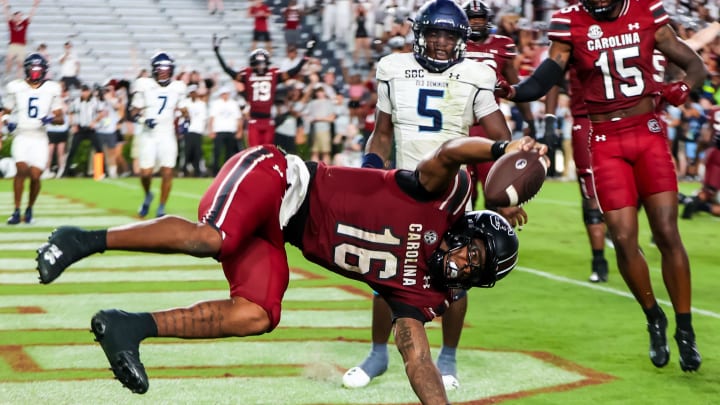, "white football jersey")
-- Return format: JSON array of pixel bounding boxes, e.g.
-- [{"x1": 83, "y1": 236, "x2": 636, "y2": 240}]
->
[
  {"x1": 4, "y1": 79, "x2": 63, "y2": 136},
  {"x1": 131, "y1": 78, "x2": 187, "y2": 135},
  {"x1": 376, "y1": 53, "x2": 499, "y2": 170}
]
